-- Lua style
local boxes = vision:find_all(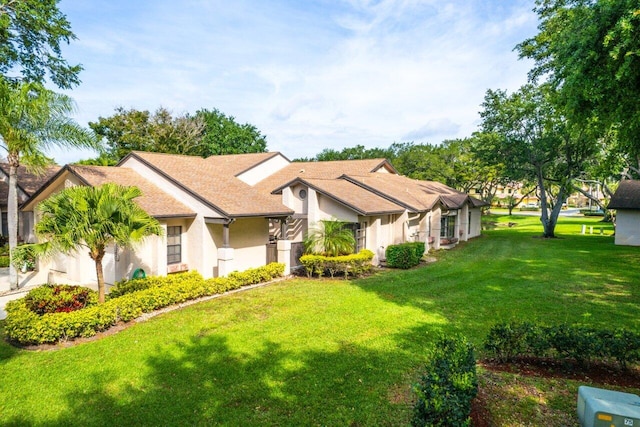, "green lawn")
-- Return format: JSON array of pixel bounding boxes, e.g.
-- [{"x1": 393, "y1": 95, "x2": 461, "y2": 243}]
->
[{"x1": 0, "y1": 215, "x2": 638, "y2": 426}]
